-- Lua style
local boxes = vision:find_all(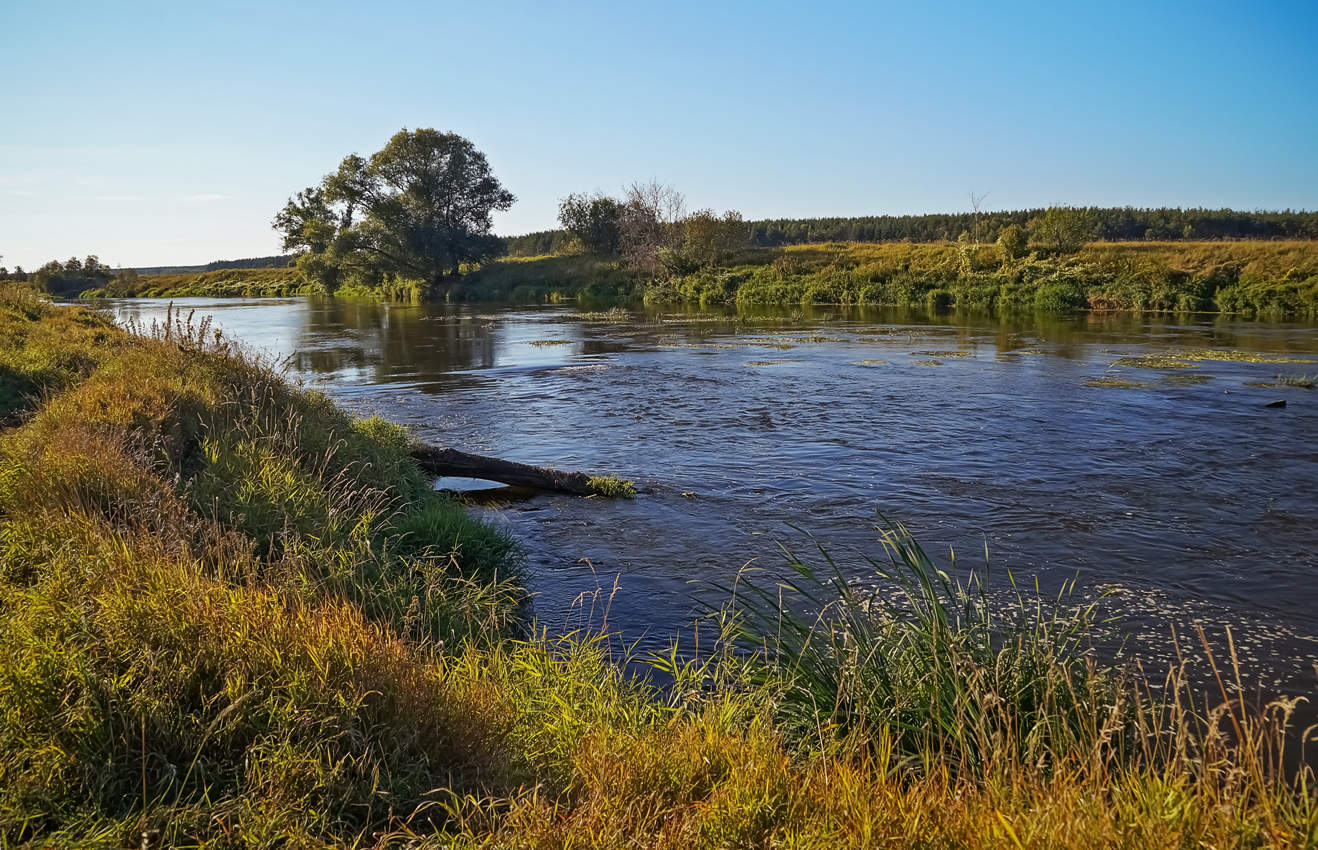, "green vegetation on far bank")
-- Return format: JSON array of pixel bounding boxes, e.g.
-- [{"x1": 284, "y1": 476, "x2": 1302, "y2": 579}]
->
[
  {"x1": 9, "y1": 237, "x2": 1318, "y2": 317},
  {"x1": 465, "y1": 239, "x2": 1318, "y2": 316},
  {"x1": 85, "y1": 266, "x2": 311, "y2": 298},
  {"x1": 0, "y1": 285, "x2": 1315, "y2": 846}
]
